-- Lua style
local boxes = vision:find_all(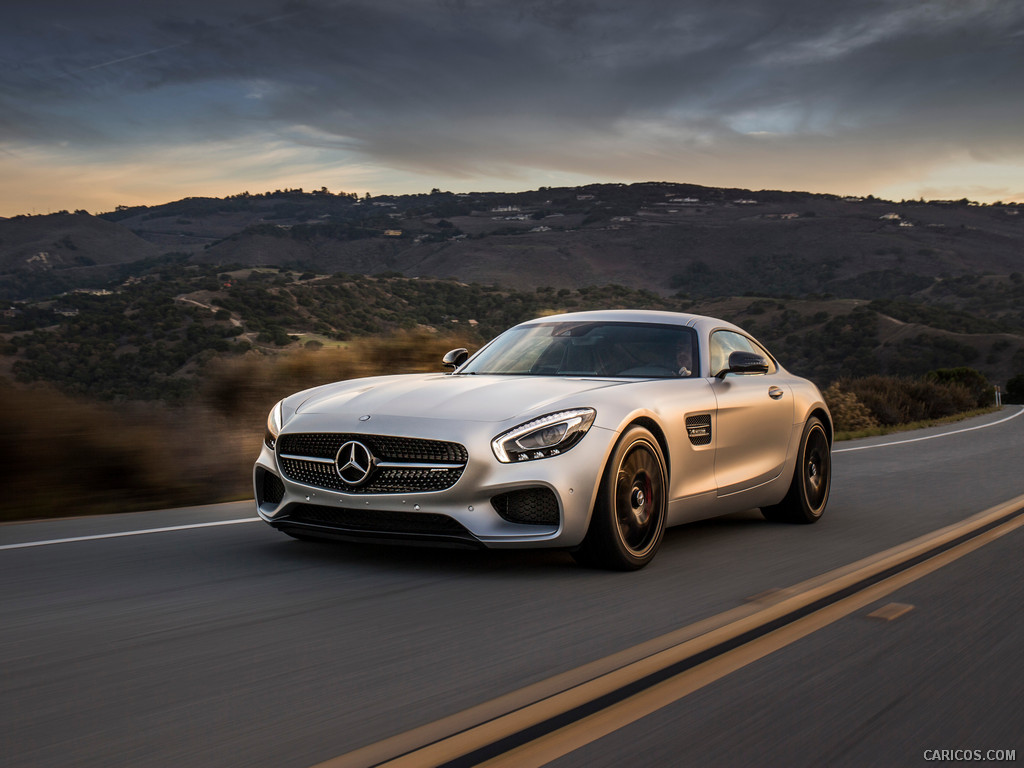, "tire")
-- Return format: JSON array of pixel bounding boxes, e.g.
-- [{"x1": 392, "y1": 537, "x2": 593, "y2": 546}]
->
[
  {"x1": 762, "y1": 416, "x2": 830, "y2": 524},
  {"x1": 572, "y1": 426, "x2": 668, "y2": 570}
]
